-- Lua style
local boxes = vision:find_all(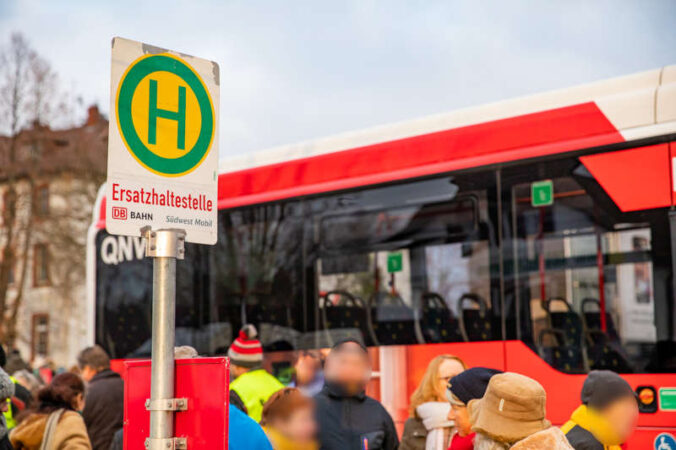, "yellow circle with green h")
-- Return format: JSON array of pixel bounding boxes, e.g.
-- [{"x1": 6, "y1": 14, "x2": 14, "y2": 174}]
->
[{"x1": 116, "y1": 53, "x2": 214, "y2": 177}]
